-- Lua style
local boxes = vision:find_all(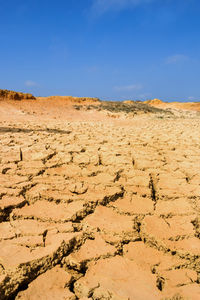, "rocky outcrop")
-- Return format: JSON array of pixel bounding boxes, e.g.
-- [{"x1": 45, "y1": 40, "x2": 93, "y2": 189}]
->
[{"x1": 0, "y1": 89, "x2": 36, "y2": 100}]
